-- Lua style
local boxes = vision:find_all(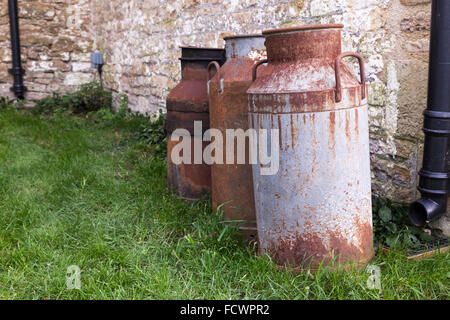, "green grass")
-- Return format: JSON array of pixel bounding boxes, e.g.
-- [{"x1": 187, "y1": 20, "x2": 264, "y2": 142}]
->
[{"x1": 0, "y1": 108, "x2": 448, "y2": 300}]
